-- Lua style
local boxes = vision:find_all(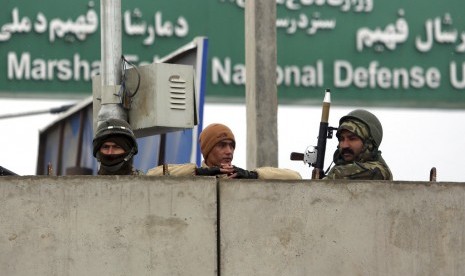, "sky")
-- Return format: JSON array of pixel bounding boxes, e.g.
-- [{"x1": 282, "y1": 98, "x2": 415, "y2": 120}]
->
[{"x1": 0, "y1": 98, "x2": 464, "y2": 182}]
